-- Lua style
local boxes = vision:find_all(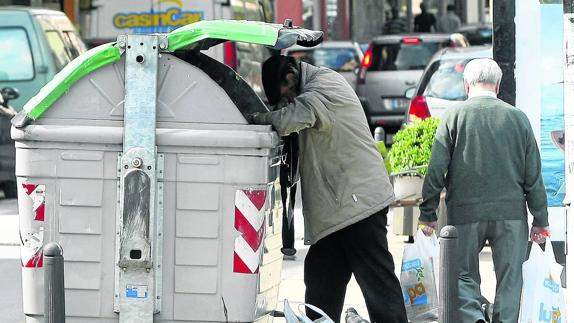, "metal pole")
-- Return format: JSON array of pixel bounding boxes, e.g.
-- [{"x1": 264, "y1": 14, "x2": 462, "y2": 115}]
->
[
  {"x1": 439, "y1": 225, "x2": 458, "y2": 323},
  {"x1": 44, "y1": 242, "x2": 65, "y2": 323},
  {"x1": 406, "y1": 0, "x2": 413, "y2": 32},
  {"x1": 493, "y1": 0, "x2": 516, "y2": 105}
]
